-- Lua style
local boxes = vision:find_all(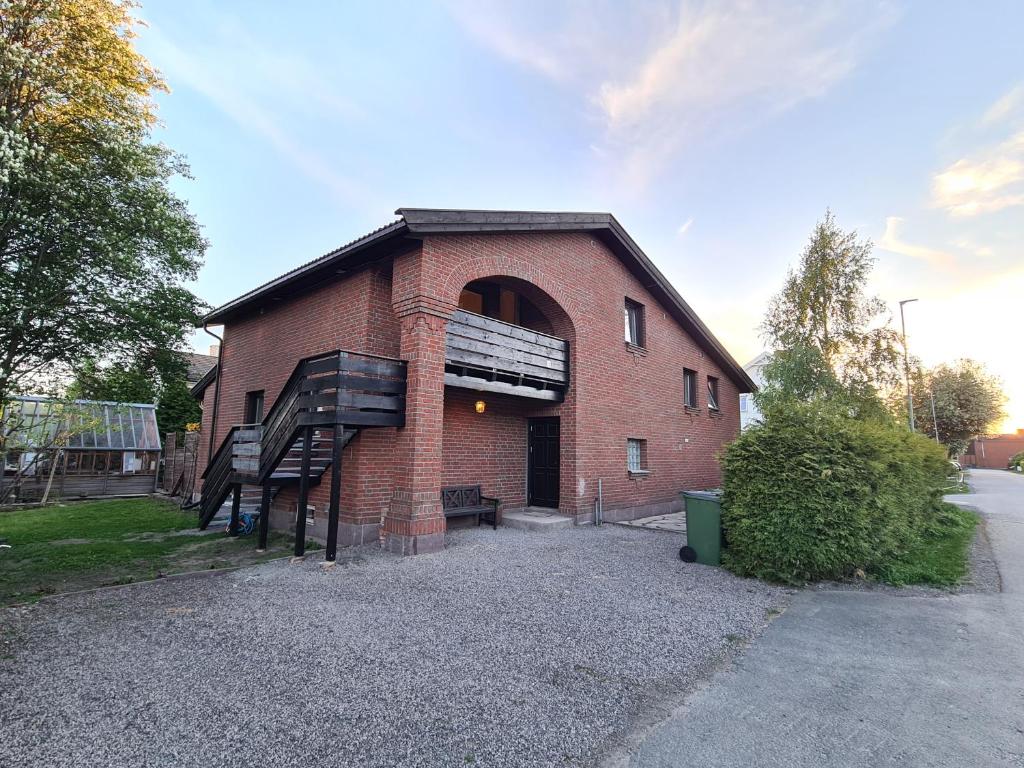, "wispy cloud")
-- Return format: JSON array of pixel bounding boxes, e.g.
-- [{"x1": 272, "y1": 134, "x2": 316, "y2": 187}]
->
[
  {"x1": 877, "y1": 217, "x2": 955, "y2": 268},
  {"x1": 450, "y1": 1, "x2": 895, "y2": 190},
  {"x1": 139, "y1": 14, "x2": 377, "y2": 212},
  {"x1": 677, "y1": 217, "x2": 694, "y2": 236},
  {"x1": 931, "y1": 131, "x2": 1024, "y2": 217},
  {"x1": 982, "y1": 83, "x2": 1024, "y2": 126}
]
